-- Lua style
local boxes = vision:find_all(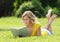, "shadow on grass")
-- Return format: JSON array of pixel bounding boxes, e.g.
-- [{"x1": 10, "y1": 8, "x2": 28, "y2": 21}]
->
[{"x1": 0, "y1": 29, "x2": 10, "y2": 31}]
